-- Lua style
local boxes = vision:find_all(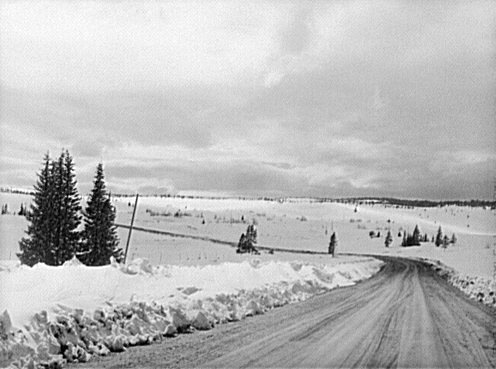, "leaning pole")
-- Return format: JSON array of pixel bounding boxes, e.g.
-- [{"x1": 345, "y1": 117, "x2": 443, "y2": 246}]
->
[{"x1": 124, "y1": 193, "x2": 139, "y2": 264}]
